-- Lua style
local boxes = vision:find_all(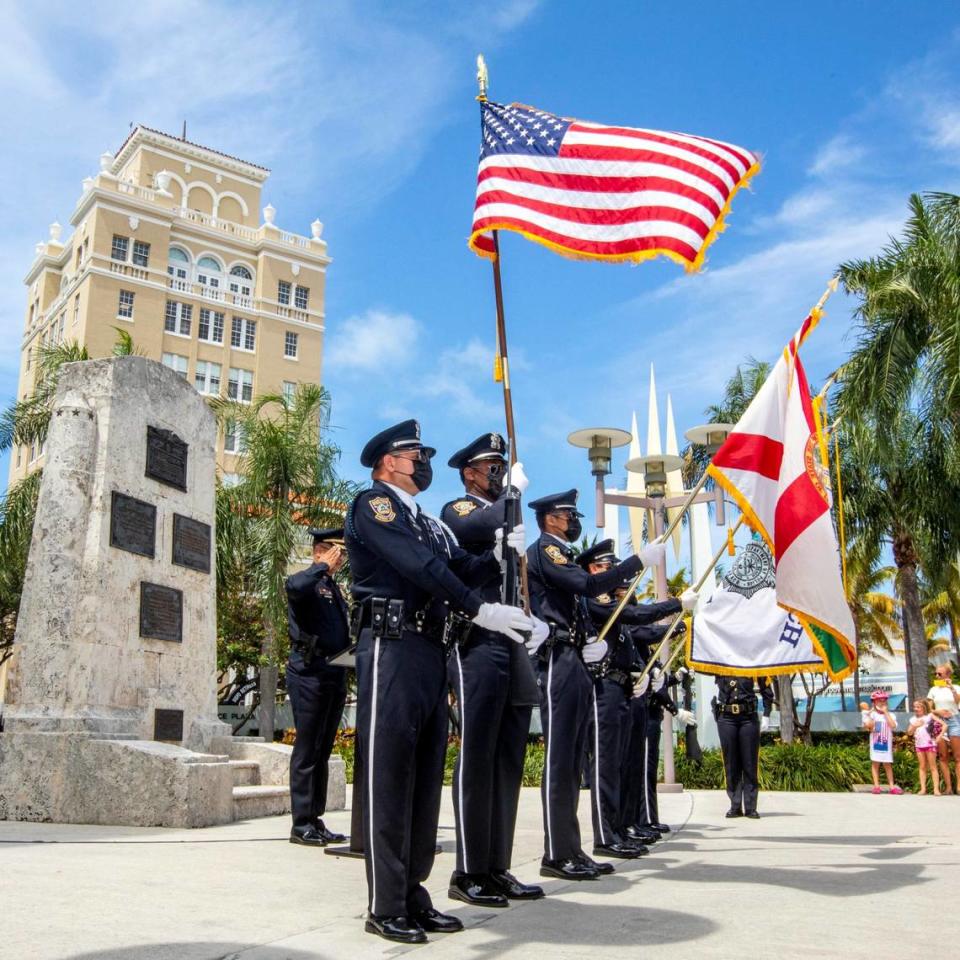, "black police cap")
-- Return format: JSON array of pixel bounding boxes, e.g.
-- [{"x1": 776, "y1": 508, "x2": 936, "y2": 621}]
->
[
  {"x1": 447, "y1": 432, "x2": 507, "y2": 469},
  {"x1": 576, "y1": 539, "x2": 619, "y2": 569},
  {"x1": 308, "y1": 527, "x2": 344, "y2": 546},
  {"x1": 359, "y1": 418, "x2": 436, "y2": 468},
  {"x1": 527, "y1": 489, "x2": 584, "y2": 516}
]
